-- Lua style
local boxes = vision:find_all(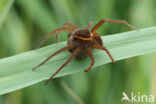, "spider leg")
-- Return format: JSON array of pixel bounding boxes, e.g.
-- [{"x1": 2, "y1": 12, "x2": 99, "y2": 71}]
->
[
  {"x1": 56, "y1": 22, "x2": 79, "y2": 43},
  {"x1": 86, "y1": 21, "x2": 93, "y2": 29},
  {"x1": 32, "y1": 44, "x2": 75, "y2": 71},
  {"x1": 63, "y1": 22, "x2": 78, "y2": 29},
  {"x1": 85, "y1": 48, "x2": 94, "y2": 72},
  {"x1": 91, "y1": 19, "x2": 137, "y2": 33},
  {"x1": 92, "y1": 45, "x2": 115, "y2": 63},
  {"x1": 45, "y1": 47, "x2": 80, "y2": 85},
  {"x1": 56, "y1": 32, "x2": 60, "y2": 43},
  {"x1": 36, "y1": 27, "x2": 73, "y2": 49}
]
